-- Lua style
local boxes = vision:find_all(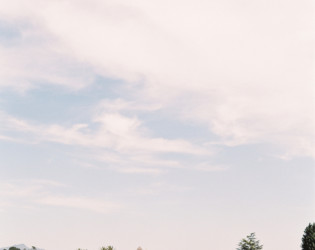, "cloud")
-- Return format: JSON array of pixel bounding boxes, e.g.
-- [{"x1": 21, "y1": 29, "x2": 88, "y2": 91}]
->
[
  {"x1": 0, "y1": 17, "x2": 94, "y2": 92},
  {"x1": 39, "y1": 195, "x2": 119, "y2": 214},
  {"x1": 0, "y1": 108, "x2": 210, "y2": 154},
  {"x1": 0, "y1": 180, "x2": 120, "y2": 214},
  {"x1": 0, "y1": 181, "x2": 42, "y2": 197},
  {"x1": 115, "y1": 167, "x2": 165, "y2": 175},
  {"x1": 194, "y1": 162, "x2": 228, "y2": 172},
  {"x1": 128, "y1": 181, "x2": 194, "y2": 196},
  {"x1": 0, "y1": 102, "x2": 213, "y2": 175},
  {"x1": 32, "y1": 179, "x2": 68, "y2": 187},
  {"x1": 0, "y1": 0, "x2": 313, "y2": 158}
]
